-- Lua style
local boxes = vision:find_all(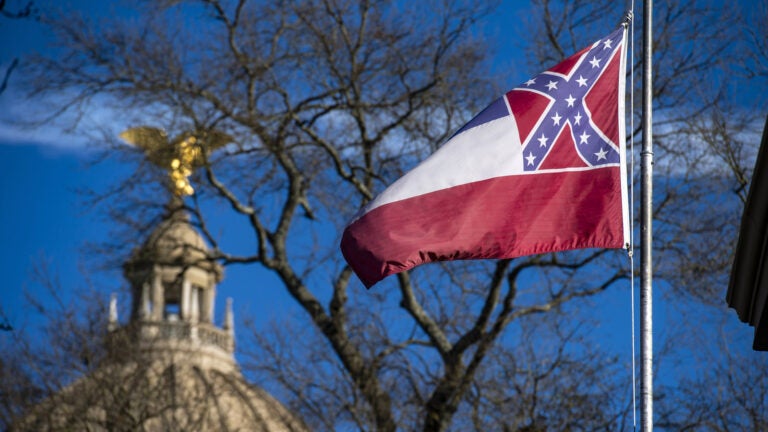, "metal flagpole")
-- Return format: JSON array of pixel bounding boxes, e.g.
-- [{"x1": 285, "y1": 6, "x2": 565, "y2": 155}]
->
[{"x1": 640, "y1": 0, "x2": 654, "y2": 430}]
